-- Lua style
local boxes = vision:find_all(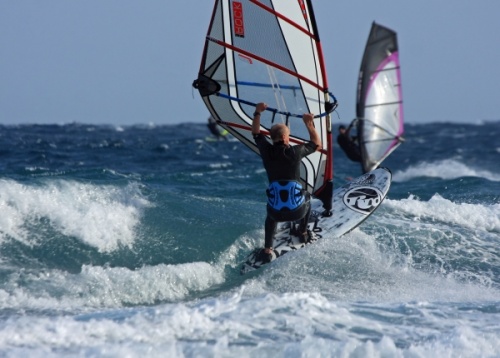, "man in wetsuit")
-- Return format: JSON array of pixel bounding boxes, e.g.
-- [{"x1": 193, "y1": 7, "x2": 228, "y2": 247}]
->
[
  {"x1": 251, "y1": 102, "x2": 321, "y2": 262},
  {"x1": 337, "y1": 121, "x2": 362, "y2": 162}
]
